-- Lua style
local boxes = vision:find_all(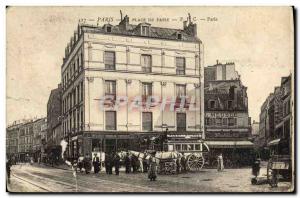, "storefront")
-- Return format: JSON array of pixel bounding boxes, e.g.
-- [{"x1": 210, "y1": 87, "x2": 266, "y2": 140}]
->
[{"x1": 205, "y1": 140, "x2": 255, "y2": 167}]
